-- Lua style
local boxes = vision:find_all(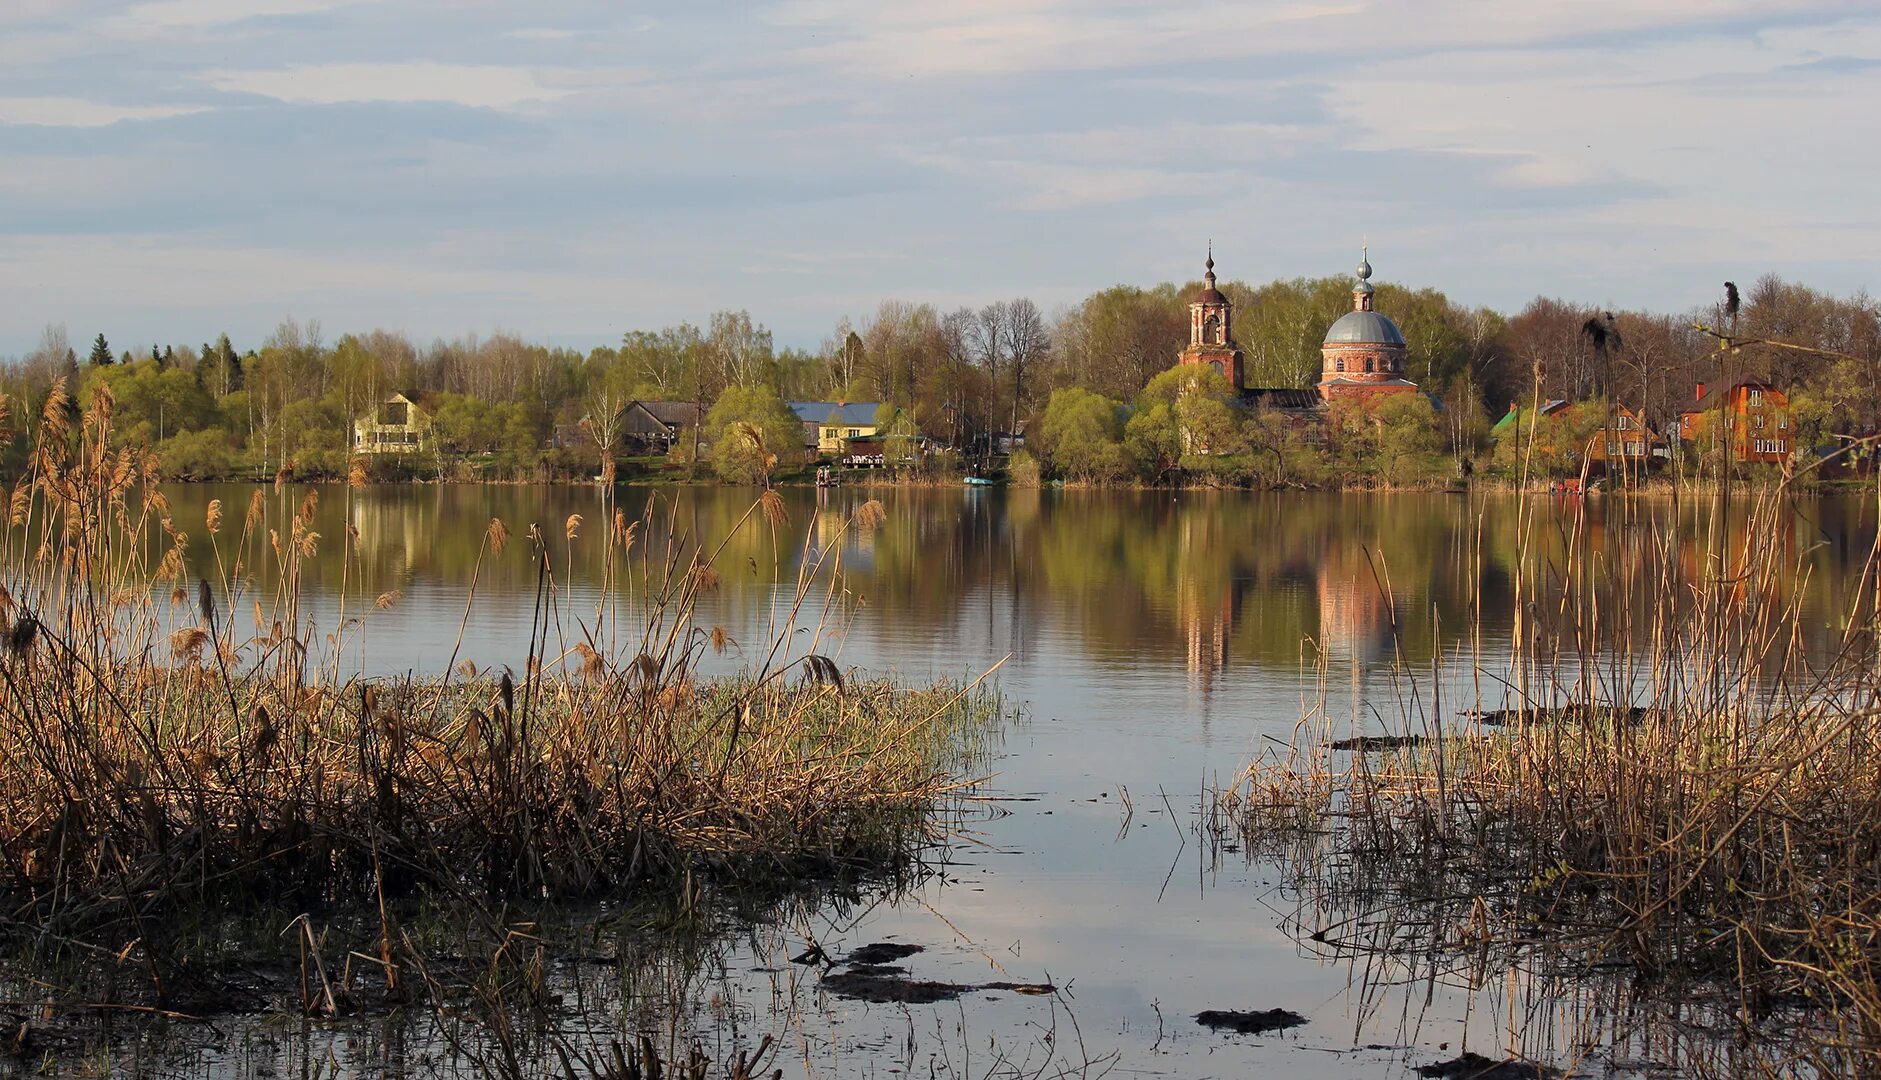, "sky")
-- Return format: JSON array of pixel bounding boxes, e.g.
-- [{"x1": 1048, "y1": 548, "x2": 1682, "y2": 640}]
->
[{"x1": 0, "y1": 0, "x2": 1877, "y2": 358}]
